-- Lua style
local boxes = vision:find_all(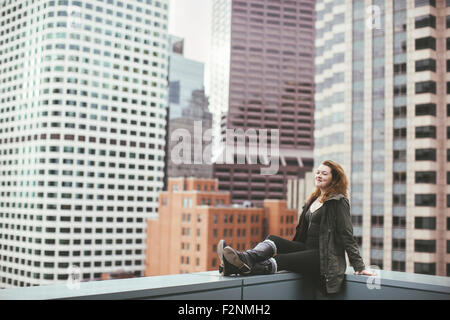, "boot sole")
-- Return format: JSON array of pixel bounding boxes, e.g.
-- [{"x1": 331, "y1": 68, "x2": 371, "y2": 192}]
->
[
  {"x1": 223, "y1": 246, "x2": 251, "y2": 275},
  {"x1": 217, "y1": 239, "x2": 226, "y2": 275},
  {"x1": 218, "y1": 240, "x2": 239, "y2": 276}
]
